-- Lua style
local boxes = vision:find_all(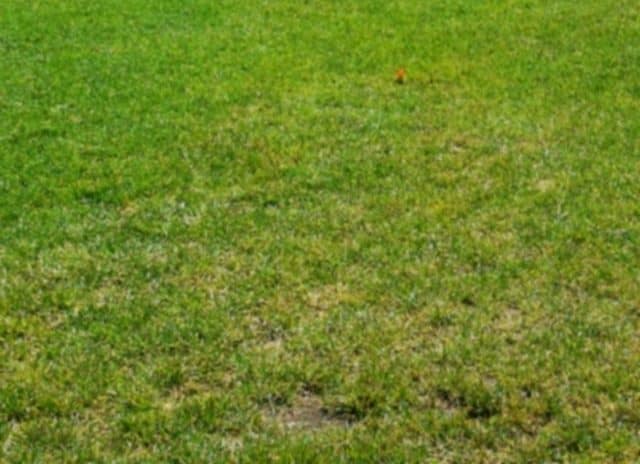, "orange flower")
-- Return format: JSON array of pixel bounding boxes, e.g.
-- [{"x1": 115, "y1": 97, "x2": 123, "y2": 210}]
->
[{"x1": 395, "y1": 68, "x2": 406, "y2": 84}]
